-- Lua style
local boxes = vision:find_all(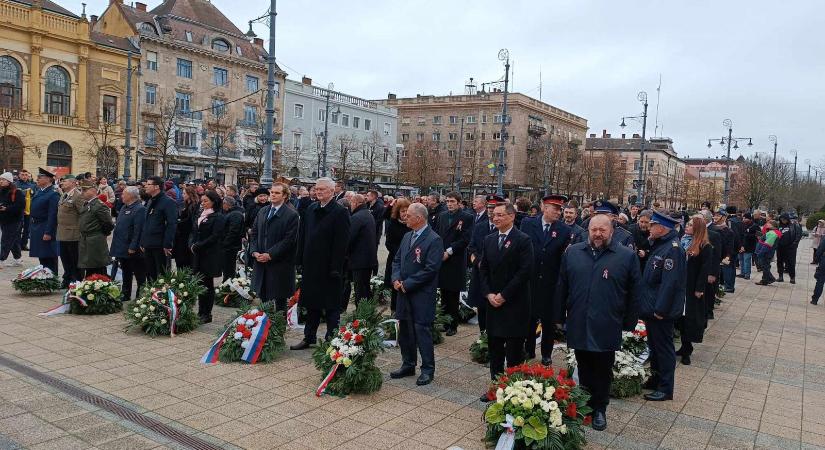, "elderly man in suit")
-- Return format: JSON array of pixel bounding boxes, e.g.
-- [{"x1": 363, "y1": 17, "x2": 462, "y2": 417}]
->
[
  {"x1": 390, "y1": 202, "x2": 444, "y2": 386},
  {"x1": 250, "y1": 182, "x2": 299, "y2": 312},
  {"x1": 110, "y1": 186, "x2": 146, "y2": 301},
  {"x1": 479, "y1": 203, "x2": 534, "y2": 393}
]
